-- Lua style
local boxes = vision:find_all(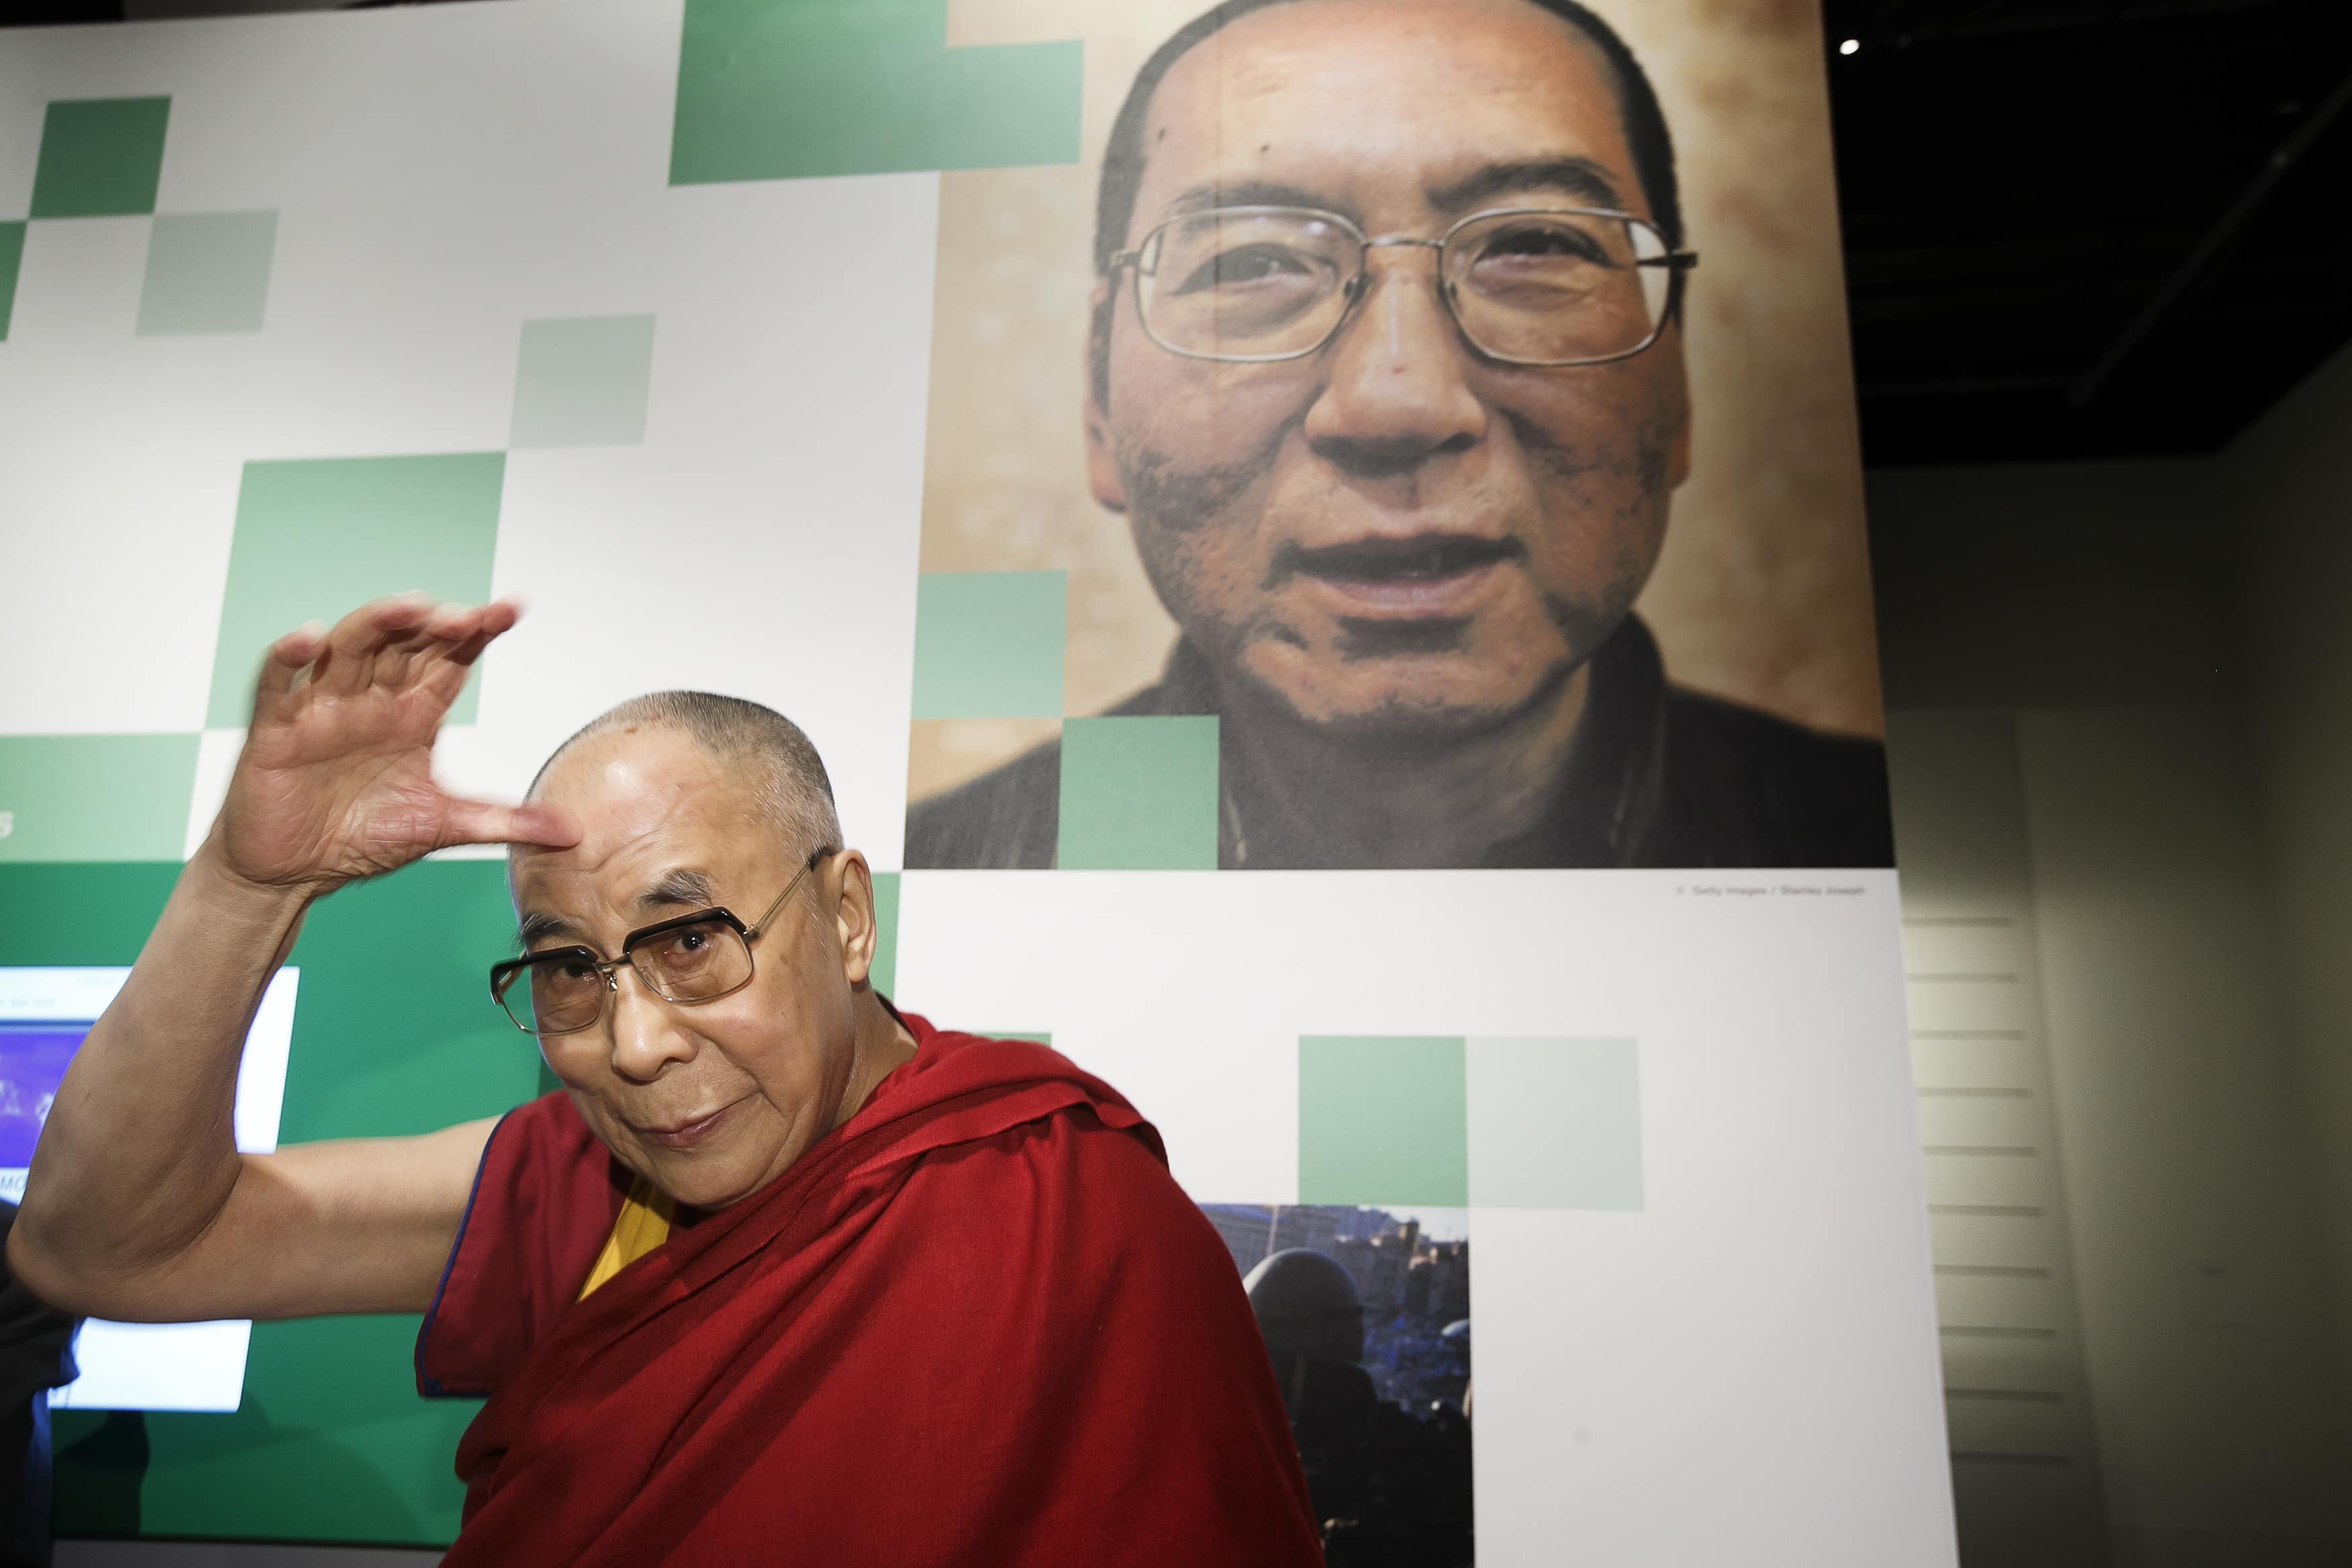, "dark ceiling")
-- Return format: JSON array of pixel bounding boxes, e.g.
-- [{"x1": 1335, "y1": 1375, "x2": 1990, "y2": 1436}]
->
[
  {"x1": 9, "y1": 0, "x2": 2351, "y2": 465},
  {"x1": 1825, "y1": 0, "x2": 2352, "y2": 464}
]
